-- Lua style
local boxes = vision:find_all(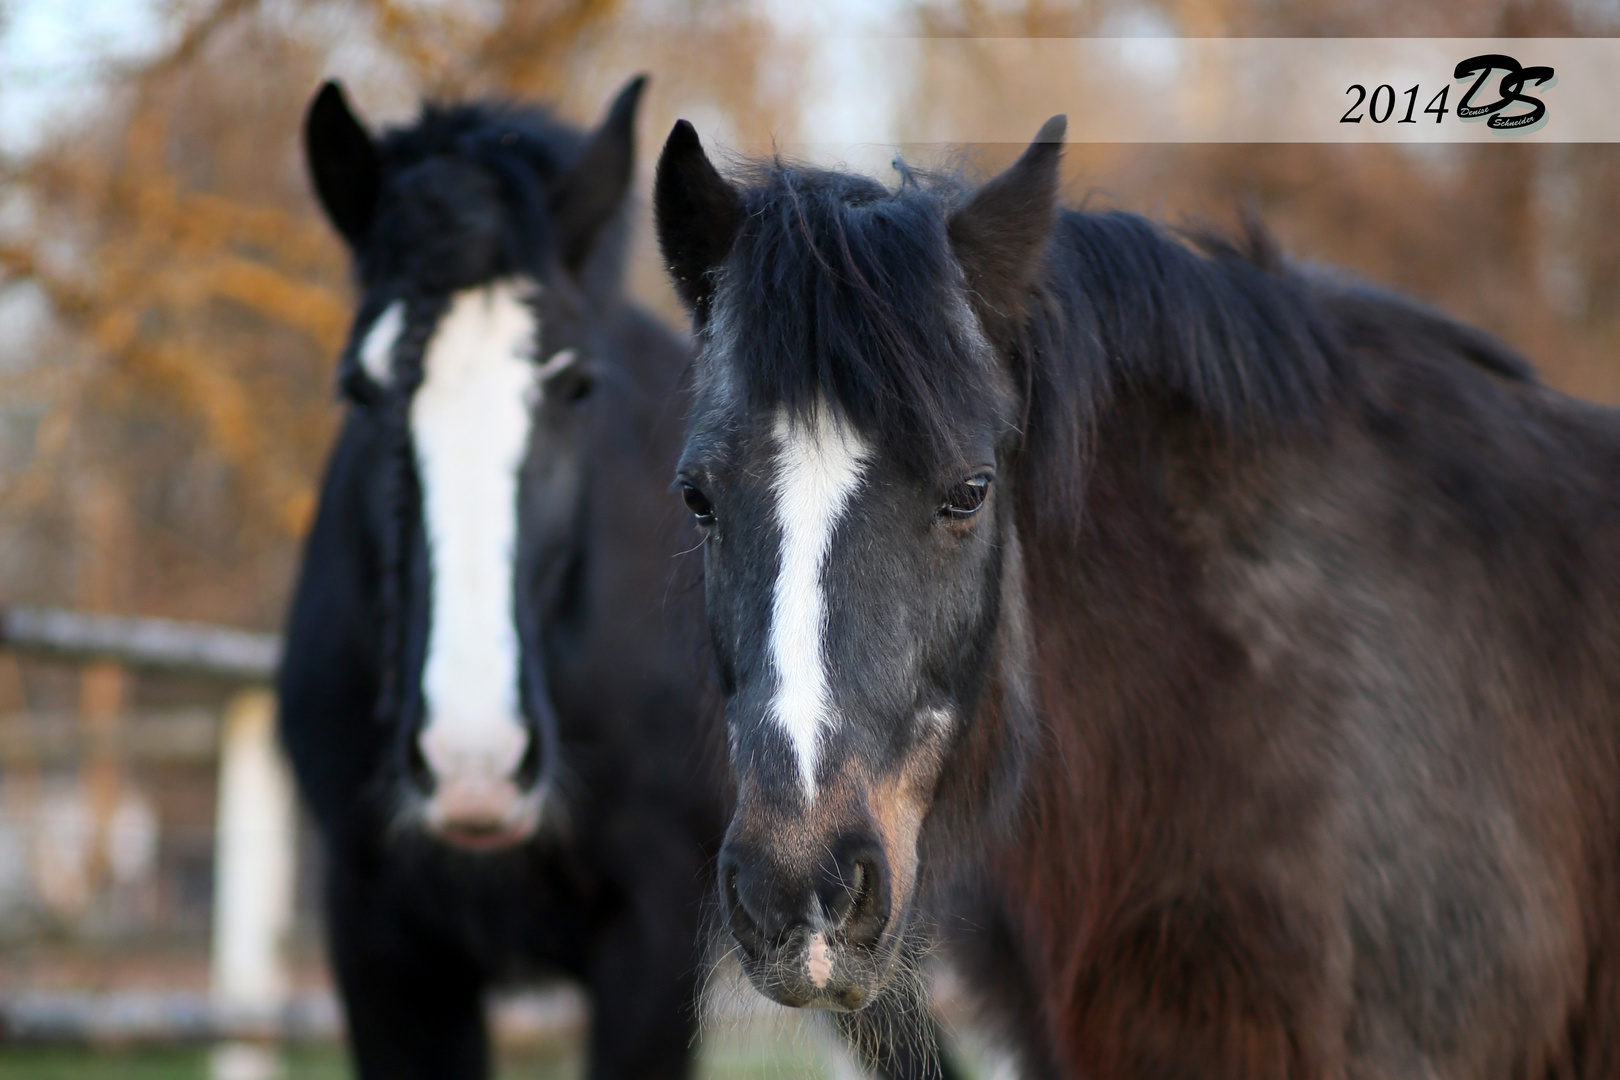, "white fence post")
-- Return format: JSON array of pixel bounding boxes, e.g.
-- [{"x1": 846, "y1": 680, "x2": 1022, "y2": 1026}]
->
[{"x1": 210, "y1": 688, "x2": 296, "y2": 1031}]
